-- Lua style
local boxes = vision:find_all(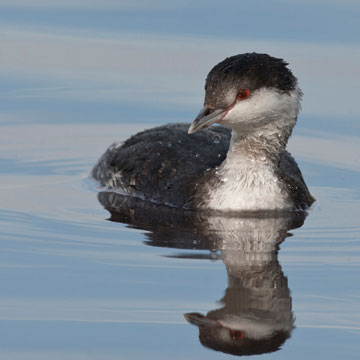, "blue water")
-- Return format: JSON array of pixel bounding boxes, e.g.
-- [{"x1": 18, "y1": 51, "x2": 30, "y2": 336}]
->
[{"x1": 1, "y1": 2, "x2": 360, "y2": 359}]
